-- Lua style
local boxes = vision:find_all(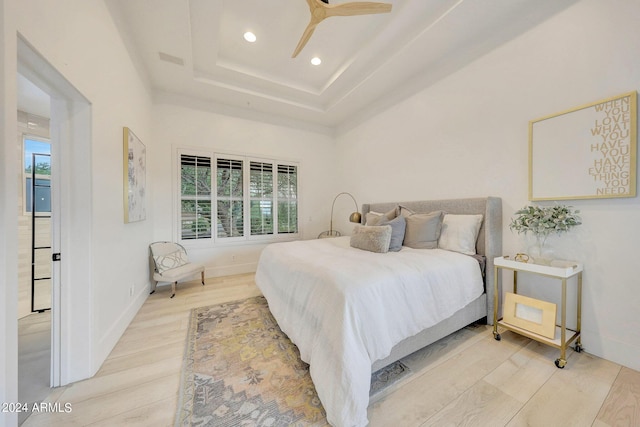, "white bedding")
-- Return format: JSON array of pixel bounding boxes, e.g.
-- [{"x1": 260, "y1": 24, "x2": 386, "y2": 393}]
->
[{"x1": 255, "y1": 236, "x2": 484, "y2": 427}]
